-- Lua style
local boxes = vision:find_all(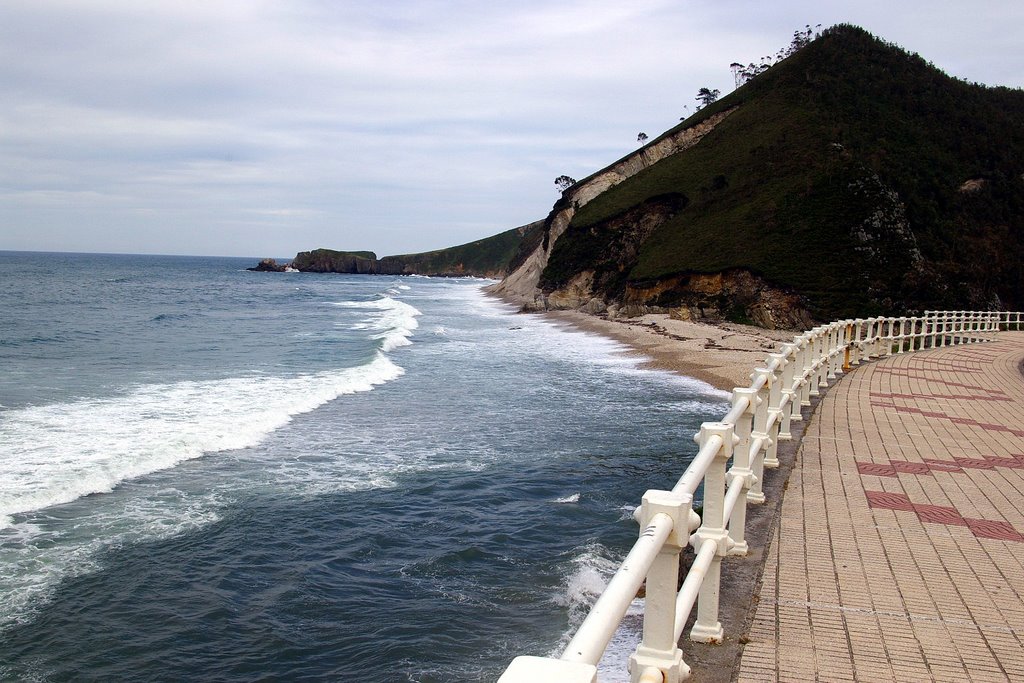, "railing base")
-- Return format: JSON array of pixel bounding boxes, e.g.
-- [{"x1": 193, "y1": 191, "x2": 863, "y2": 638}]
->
[
  {"x1": 690, "y1": 620, "x2": 724, "y2": 644},
  {"x1": 630, "y1": 645, "x2": 689, "y2": 683},
  {"x1": 728, "y1": 539, "x2": 749, "y2": 556}
]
